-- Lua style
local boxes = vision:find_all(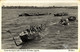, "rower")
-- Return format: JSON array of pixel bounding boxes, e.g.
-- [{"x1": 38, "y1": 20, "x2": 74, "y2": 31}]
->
[{"x1": 19, "y1": 31, "x2": 29, "y2": 42}]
